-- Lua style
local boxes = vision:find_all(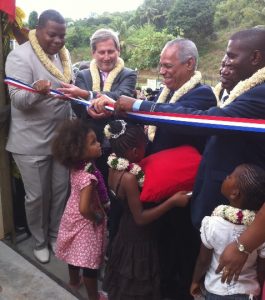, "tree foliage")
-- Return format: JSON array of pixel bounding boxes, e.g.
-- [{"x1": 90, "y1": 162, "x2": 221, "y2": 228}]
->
[
  {"x1": 126, "y1": 25, "x2": 176, "y2": 69},
  {"x1": 28, "y1": 11, "x2": 38, "y2": 29},
  {"x1": 166, "y1": 0, "x2": 215, "y2": 45}
]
